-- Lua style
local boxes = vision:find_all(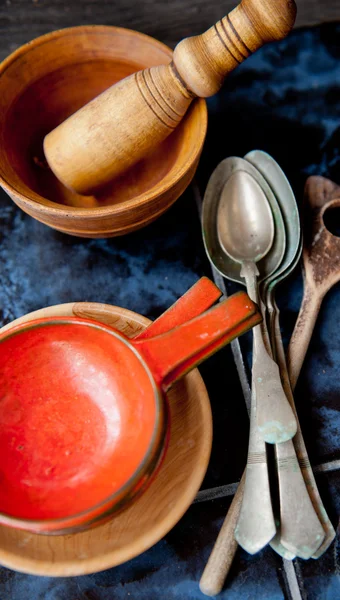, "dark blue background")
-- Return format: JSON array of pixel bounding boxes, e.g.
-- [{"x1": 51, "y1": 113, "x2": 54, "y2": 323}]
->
[{"x1": 0, "y1": 22, "x2": 340, "y2": 599}]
